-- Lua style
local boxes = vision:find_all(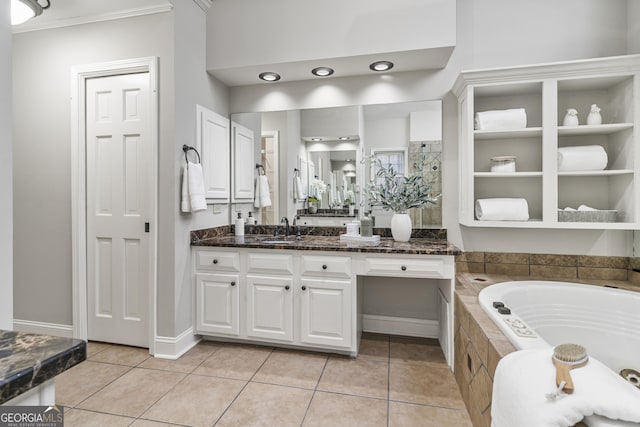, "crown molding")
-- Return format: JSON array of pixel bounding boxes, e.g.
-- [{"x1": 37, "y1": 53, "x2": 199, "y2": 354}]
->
[
  {"x1": 192, "y1": 0, "x2": 214, "y2": 12},
  {"x1": 12, "y1": 4, "x2": 174, "y2": 34}
]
